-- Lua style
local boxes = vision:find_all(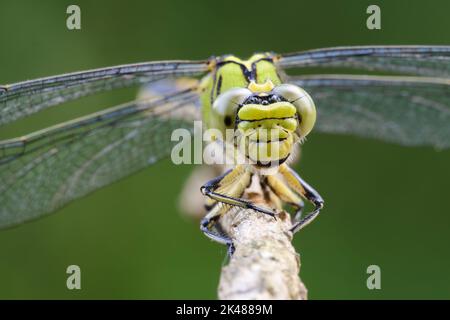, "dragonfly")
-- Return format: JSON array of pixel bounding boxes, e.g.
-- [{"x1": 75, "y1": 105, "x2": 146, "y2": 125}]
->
[{"x1": 0, "y1": 46, "x2": 449, "y2": 249}]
